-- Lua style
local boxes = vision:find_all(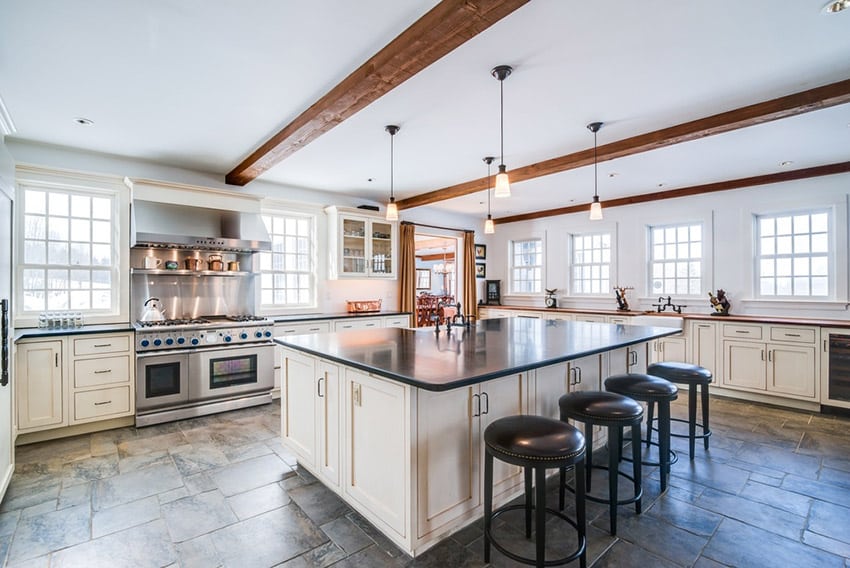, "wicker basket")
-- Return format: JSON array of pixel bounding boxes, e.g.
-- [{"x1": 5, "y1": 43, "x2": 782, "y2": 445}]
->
[{"x1": 346, "y1": 299, "x2": 382, "y2": 313}]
